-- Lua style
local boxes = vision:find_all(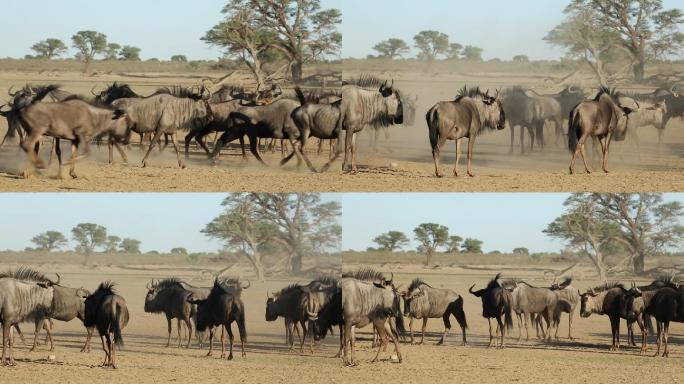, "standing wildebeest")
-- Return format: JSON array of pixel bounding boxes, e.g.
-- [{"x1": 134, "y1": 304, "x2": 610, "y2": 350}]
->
[
  {"x1": 304, "y1": 277, "x2": 342, "y2": 356},
  {"x1": 120, "y1": 90, "x2": 214, "y2": 169},
  {"x1": 580, "y1": 282, "x2": 644, "y2": 351},
  {"x1": 468, "y1": 273, "x2": 513, "y2": 348},
  {"x1": 80, "y1": 282, "x2": 129, "y2": 369},
  {"x1": 427, "y1": 86, "x2": 506, "y2": 177},
  {"x1": 188, "y1": 278, "x2": 247, "y2": 360},
  {"x1": 638, "y1": 286, "x2": 684, "y2": 357},
  {"x1": 265, "y1": 284, "x2": 309, "y2": 352},
  {"x1": 0, "y1": 269, "x2": 59, "y2": 365},
  {"x1": 340, "y1": 277, "x2": 405, "y2": 366},
  {"x1": 568, "y1": 86, "x2": 638, "y2": 174},
  {"x1": 503, "y1": 87, "x2": 538, "y2": 154},
  {"x1": 504, "y1": 279, "x2": 559, "y2": 342},
  {"x1": 144, "y1": 278, "x2": 196, "y2": 348},
  {"x1": 548, "y1": 277, "x2": 580, "y2": 340},
  {"x1": 402, "y1": 278, "x2": 467, "y2": 346},
  {"x1": 17, "y1": 94, "x2": 130, "y2": 179},
  {"x1": 336, "y1": 77, "x2": 403, "y2": 173},
  {"x1": 0, "y1": 268, "x2": 93, "y2": 353}
]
